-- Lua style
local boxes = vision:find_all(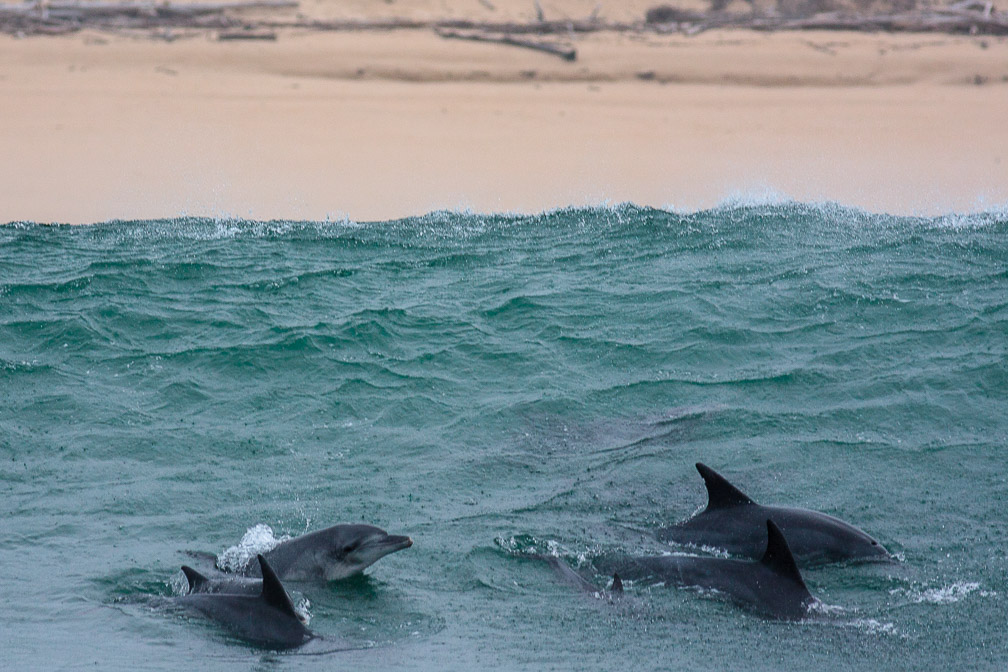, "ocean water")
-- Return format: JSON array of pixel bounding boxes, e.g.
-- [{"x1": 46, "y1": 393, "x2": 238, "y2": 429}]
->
[{"x1": 2, "y1": 203, "x2": 1006, "y2": 670}]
